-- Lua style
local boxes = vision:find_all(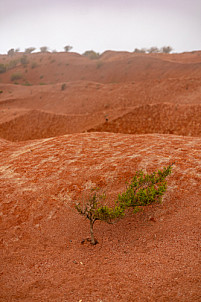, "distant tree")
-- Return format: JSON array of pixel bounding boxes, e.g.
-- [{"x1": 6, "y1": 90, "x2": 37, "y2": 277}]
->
[
  {"x1": 52, "y1": 49, "x2": 57, "y2": 53},
  {"x1": 134, "y1": 48, "x2": 147, "y2": 53},
  {"x1": 40, "y1": 46, "x2": 48, "y2": 53},
  {"x1": 15, "y1": 48, "x2": 20, "y2": 53},
  {"x1": 25, "y1": 47, "x2": 36, "y2": 54},
  {"x1": 64, "y1": 45, "x2": 73, "y2": 52},
  {"x1": 148, "y1": 47, "x2": 160, "y2": 53},
  {"x1": 7, "y1": 48, "x2": 15, "y2": 56},
  {"x1": 161, "y1": 46, "x2": 173, "y2": 54},
  {"x1": 83, "y1": 50, "x2": 100, "y2": 60}
]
